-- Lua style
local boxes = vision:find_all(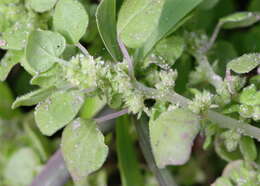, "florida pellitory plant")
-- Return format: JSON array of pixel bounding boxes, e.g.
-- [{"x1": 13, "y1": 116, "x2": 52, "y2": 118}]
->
[{"x1": 0, "y1": 0, "x2": 260, "y2": 185}]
